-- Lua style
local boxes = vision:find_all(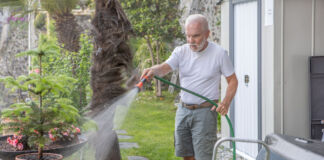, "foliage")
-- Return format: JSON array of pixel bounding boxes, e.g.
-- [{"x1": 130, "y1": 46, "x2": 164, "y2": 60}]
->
[
  {"x1": 121, "y1": 0, "x2": 184, "y2": 42},
  {"x1": 6, "y1": 15, "x2": 28, "y2": 30},
  {"x1": 77, "y1": 0, "x2": 95, "y2": 10},
  {"x1": 0, "y1": 0, "x2": 38, "y2": 15},
  {"x1": 40, "y1": 0, "x2": 79, "y2": 15},
  {"x1": 0, "y1": 40, "x2": 81, "y2": 159},
  {"x1": 121, "y1": 0, "x2": 184, "y2": 96},
  {"x1": 34, "y1": 13, "x2": 46, "y2": 30},
  {"x1": 0, "y1": 0, "x2": 82, "y2": 52},
  {"x1": 133, "y1": 39, "x2": 172, "y2": 71},
  {"x1": 31, "y1": 33, "x2": 93, "y2": 111}
]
